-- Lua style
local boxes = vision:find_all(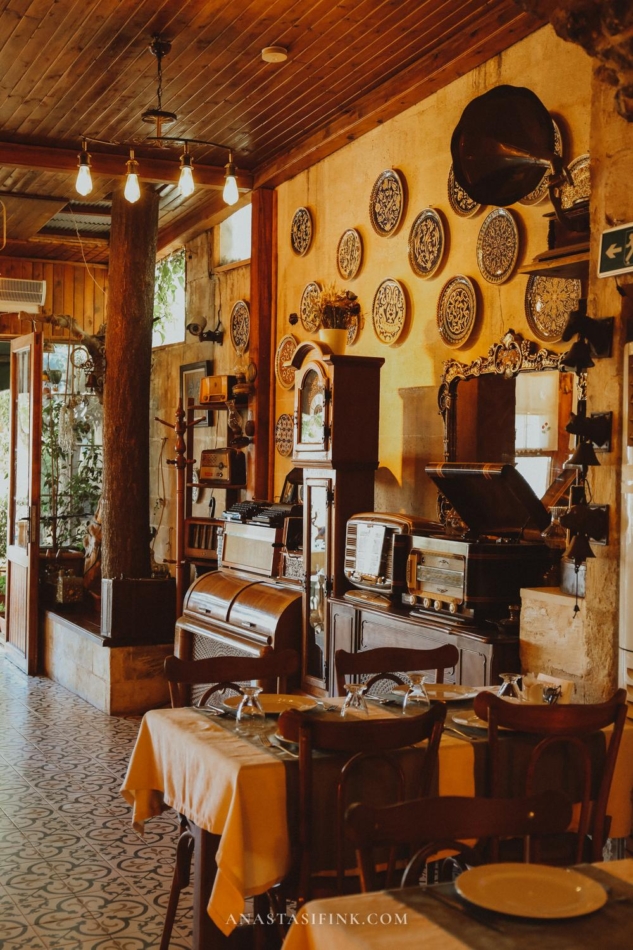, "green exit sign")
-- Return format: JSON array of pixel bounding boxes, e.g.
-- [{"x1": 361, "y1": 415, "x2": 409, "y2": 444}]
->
[{"x1": 598, "y1": 222, "x2": 633, "y2": 277}]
